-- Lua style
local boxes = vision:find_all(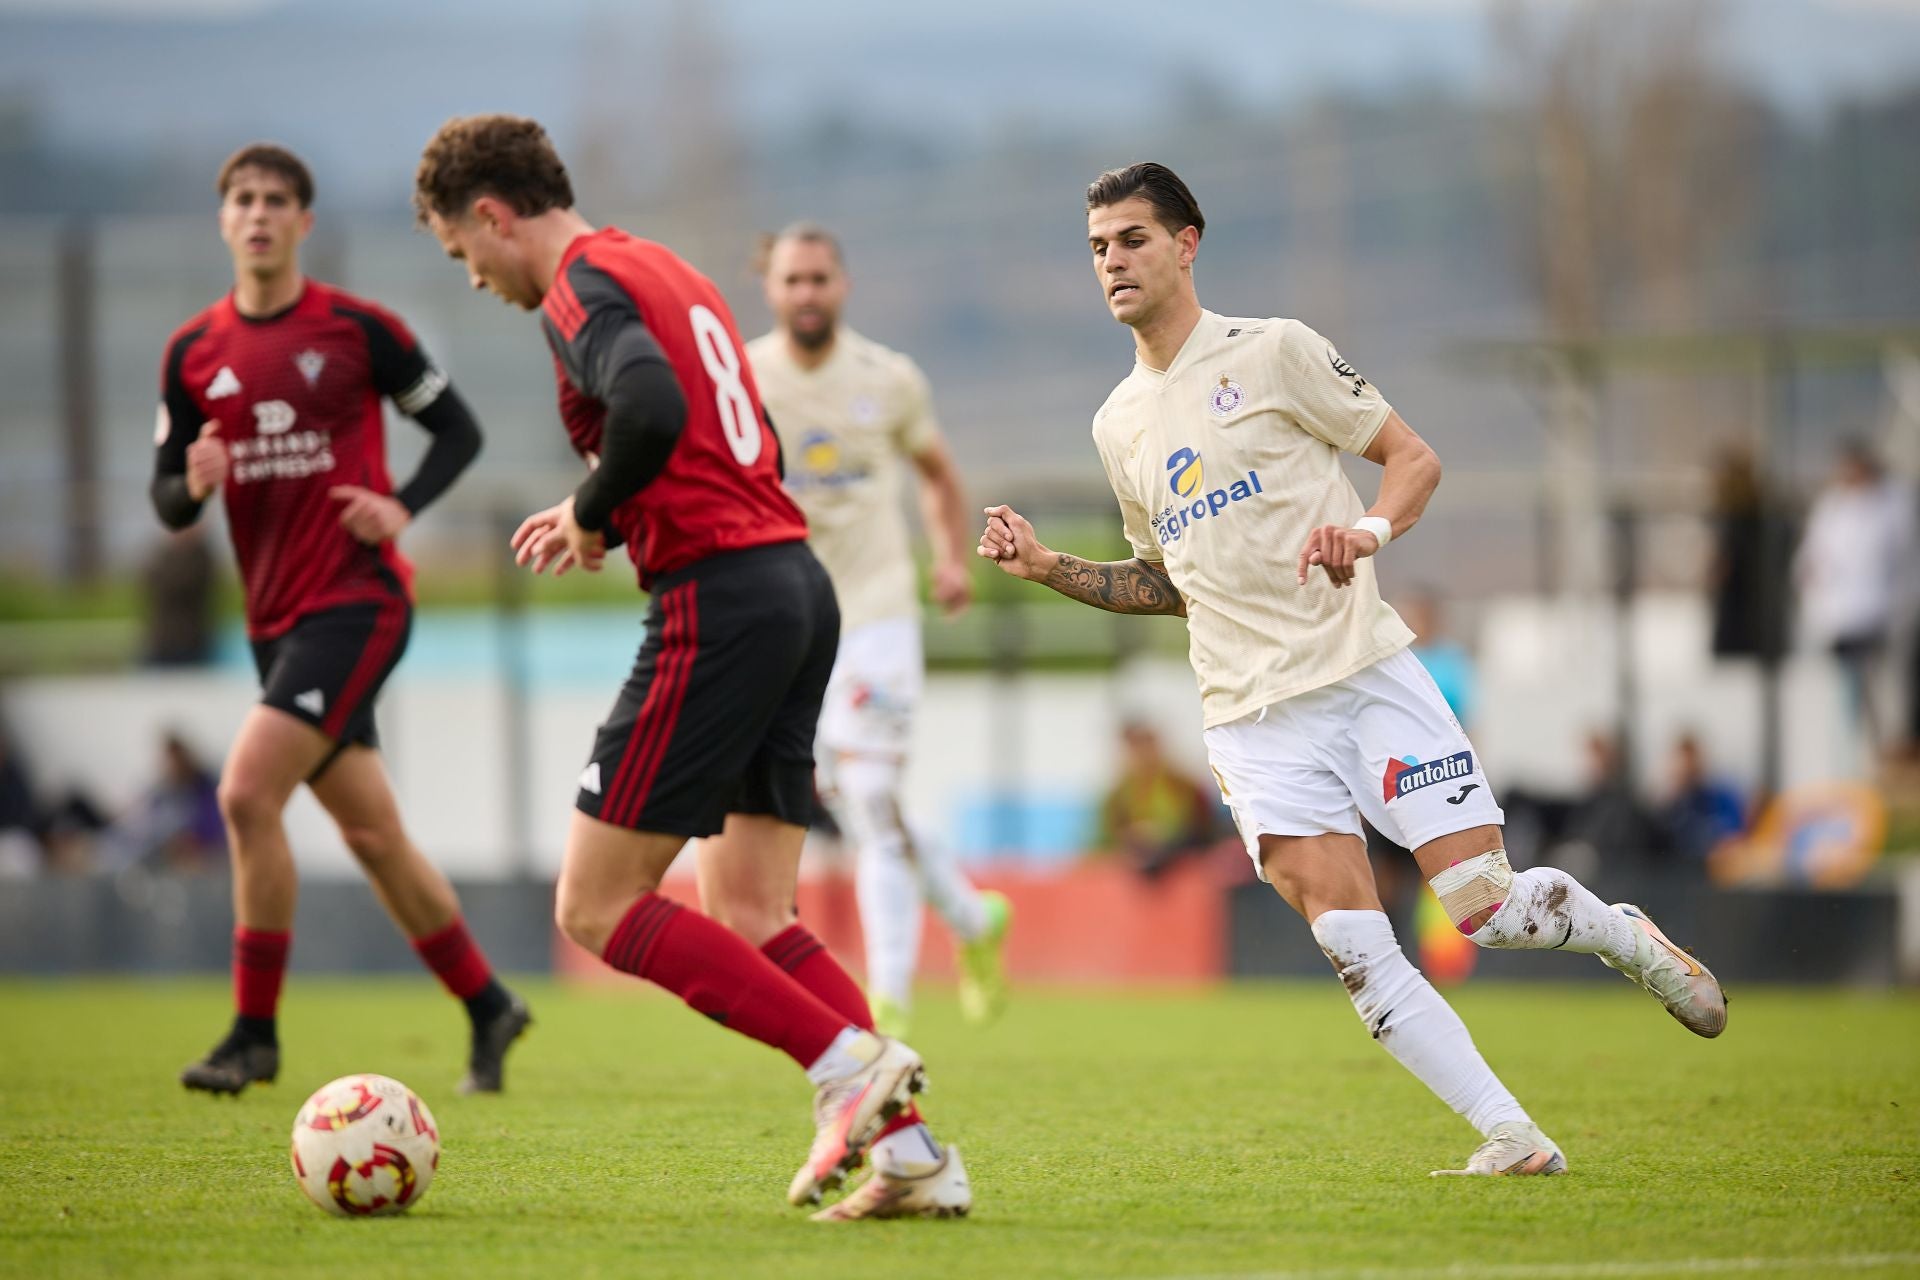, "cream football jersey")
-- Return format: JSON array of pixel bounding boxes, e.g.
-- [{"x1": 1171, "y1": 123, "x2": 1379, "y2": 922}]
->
[
  {"x1": 746, "y1": 327, "x2": 940, "y2": 631},
  {"x1": 1091, "y1": 311, "x2": 1415, "y2": 727}
]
